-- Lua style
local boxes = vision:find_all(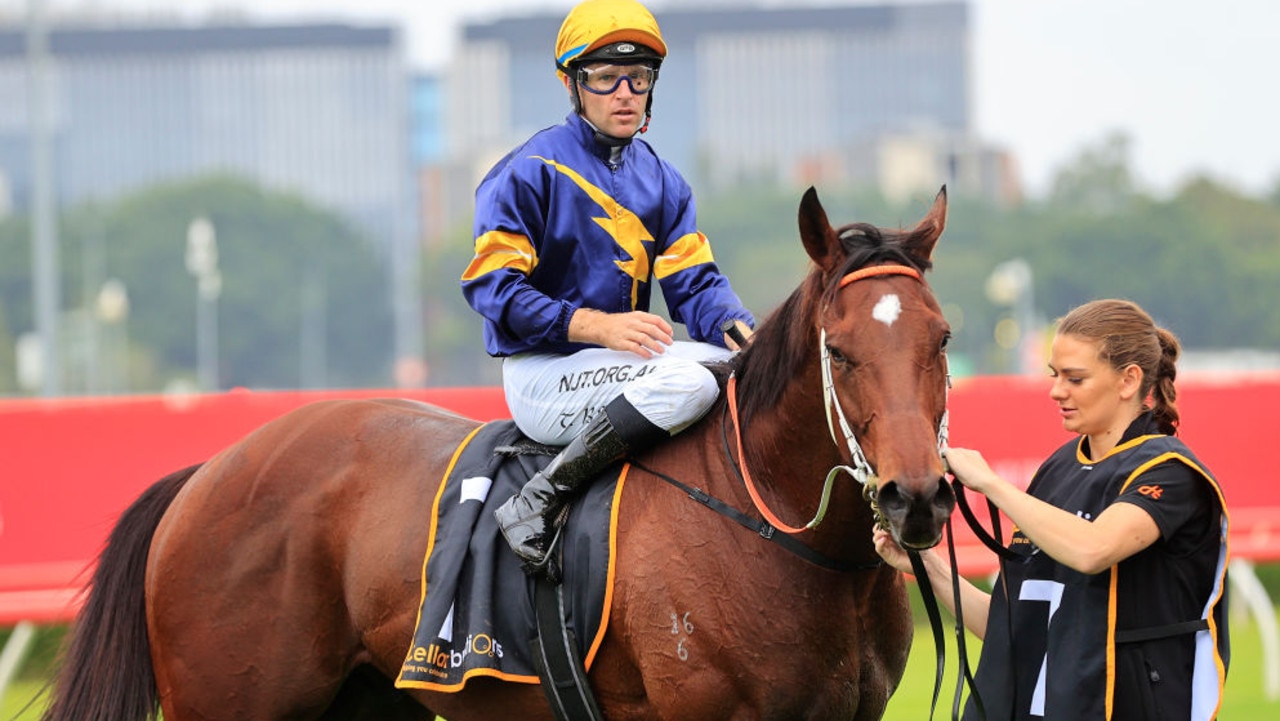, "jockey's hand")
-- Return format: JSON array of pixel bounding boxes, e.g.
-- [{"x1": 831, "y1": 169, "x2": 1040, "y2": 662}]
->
[
  {"x1": 569, "y1": 309, "x2": 674, "y2": 359},
  {"x1": 723, "y1": 320, "x2": 753, "y2": 351}
]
